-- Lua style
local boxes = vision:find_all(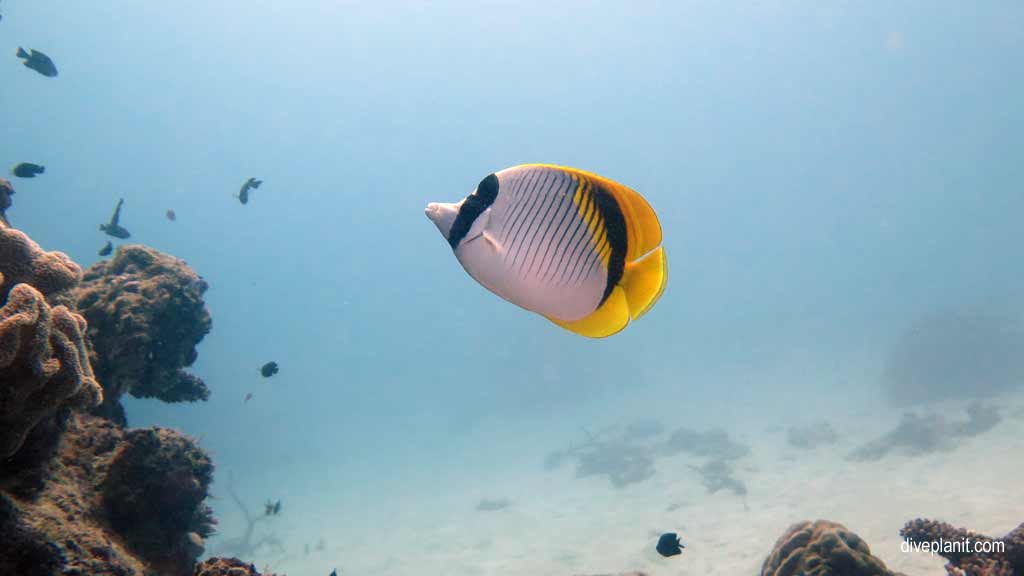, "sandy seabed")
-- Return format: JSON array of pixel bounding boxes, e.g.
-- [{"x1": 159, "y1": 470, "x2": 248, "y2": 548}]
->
[{"x1": 216, "y1": 389, "x2": 1024, "y2": 576}]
